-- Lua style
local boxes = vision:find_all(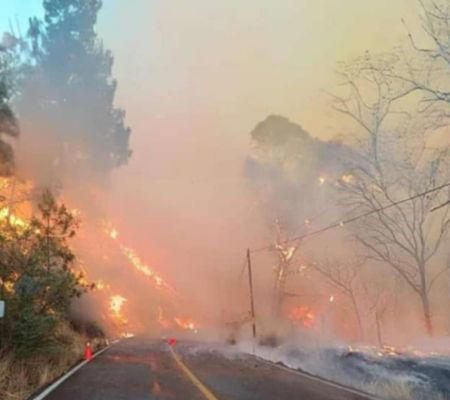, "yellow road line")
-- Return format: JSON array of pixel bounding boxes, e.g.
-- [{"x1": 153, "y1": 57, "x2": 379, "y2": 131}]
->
[{"x1": 169, "y1": 346, "x2": 220, "y2": 400}]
